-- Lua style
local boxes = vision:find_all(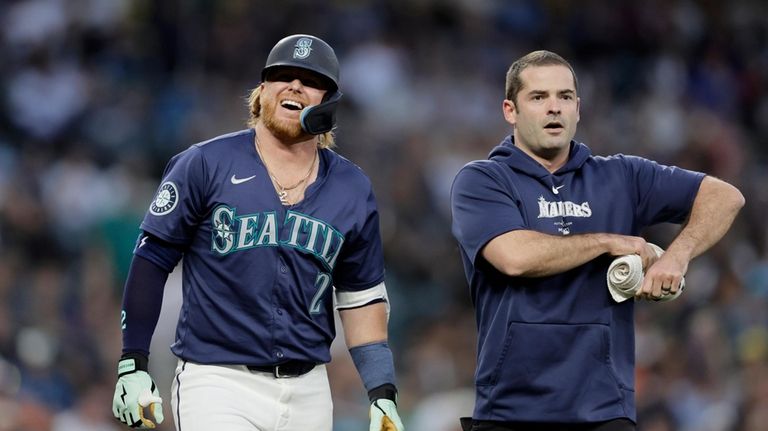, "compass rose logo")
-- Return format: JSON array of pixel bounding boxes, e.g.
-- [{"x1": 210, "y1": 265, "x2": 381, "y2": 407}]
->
[
  {"x1": 213, "y1": 219, "x2": 233, "y2": 241},
  {"x1": 150, "y1": 181, "x2": 179, "y2": 215}
]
